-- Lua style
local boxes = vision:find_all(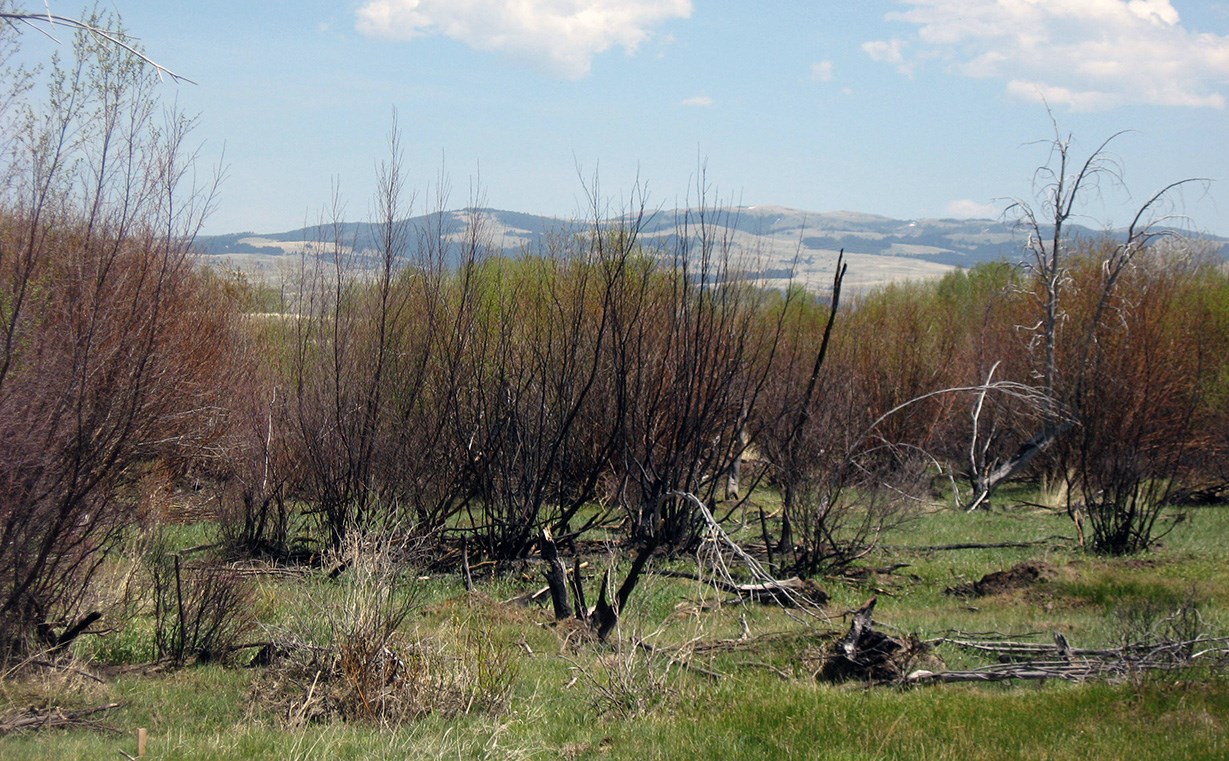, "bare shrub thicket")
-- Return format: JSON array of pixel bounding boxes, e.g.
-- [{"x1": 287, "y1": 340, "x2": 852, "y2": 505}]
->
[
  {"x1": 754, "y1": 261, "x2": 941, "y2": 575},
  {"x1": 266, "y1": 127, "x2": 487, "y2": 551},
  {"x1": 205, "y1": 270, "x2": 300, "y2": 559},
  {"x1": 609, "y1": 199, "x2": 794, "y2": 553},
  {"x1": 458, "y1": 217, "x2": 646, "y2": 559},
  {"x1": 0, "y1": 15, "x2": 229, "y2": 658},
  {"x1": 263, "y1": 163, "x2": 808, "y2": 567},
  {"x1": 146, "y1": 531, "x2": 256, "y2": 665},
  {"x1": 1058, "y1": 248, "x2": 1217, "y2": 553},
  {"x1": 221, "y1": 115, "x2": 1229, "y2": 588},
  {"x1": 266, "y1": 172, "x2": 647, "y2": 560}
]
